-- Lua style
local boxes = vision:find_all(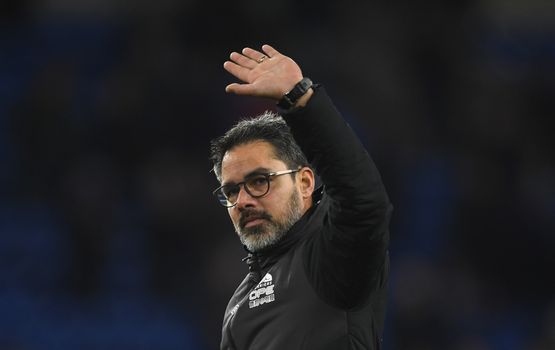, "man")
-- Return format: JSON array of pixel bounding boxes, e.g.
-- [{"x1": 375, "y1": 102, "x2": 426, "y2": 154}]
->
[{"x1": 210, "y1": 44, "x2": 392, "y2": 350}]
